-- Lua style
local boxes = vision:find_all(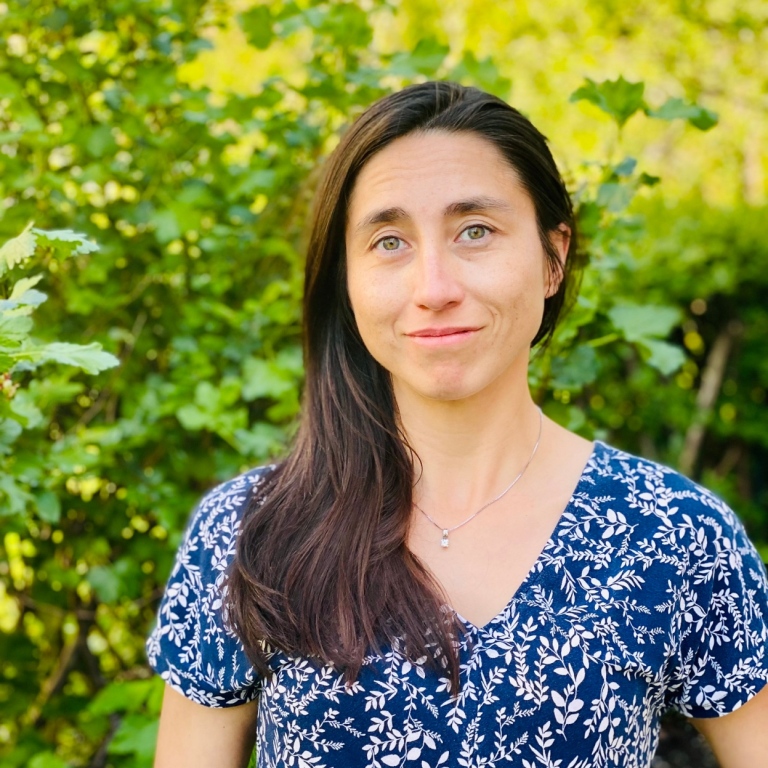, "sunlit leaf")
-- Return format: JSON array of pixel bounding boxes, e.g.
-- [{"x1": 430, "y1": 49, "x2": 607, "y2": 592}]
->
[
  {"x1": 31, "y1": 228, "x2": 98, "y2": 257},
  {"x1": 0, "y1": 224, "x2": 37, "y2": 276},
  {"x1": 638, "y1": 339, "x2": 687, "y2": 375},
  {"x1": 570, "y1": 76, "x2": 647, "y2": 128},
  {"x1": 608, "y1": 303, "x2": 682, "y2": 342},
  {"x1": 31, "y1": 342, "x2": 119, "y2": 374}
]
